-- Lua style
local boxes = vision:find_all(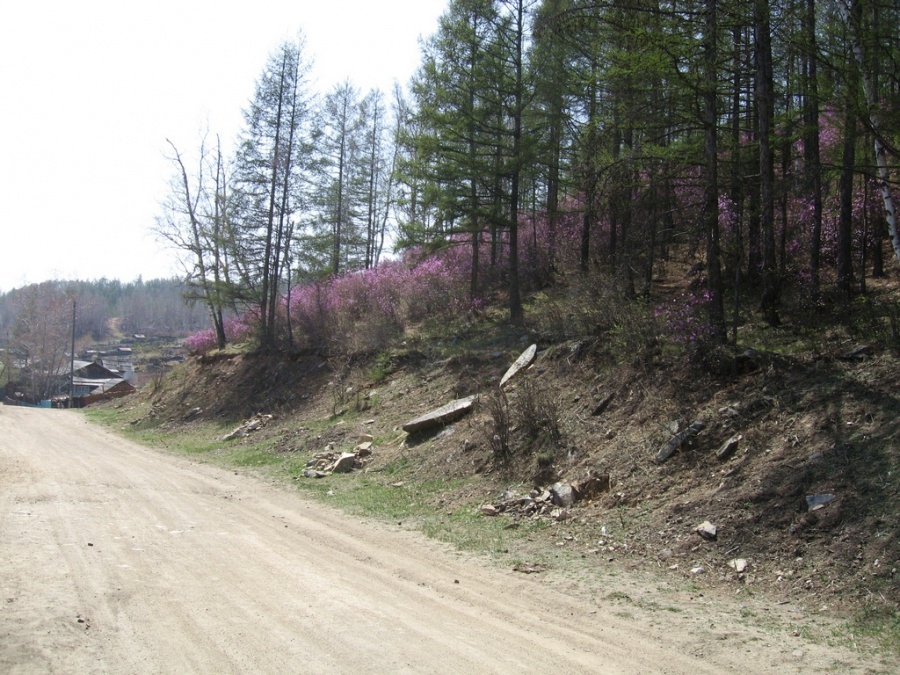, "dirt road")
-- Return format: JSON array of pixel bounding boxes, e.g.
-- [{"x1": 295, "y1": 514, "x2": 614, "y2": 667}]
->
[{"x1": 0, "y1": 407, "x2": 881, "y2": 673}]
